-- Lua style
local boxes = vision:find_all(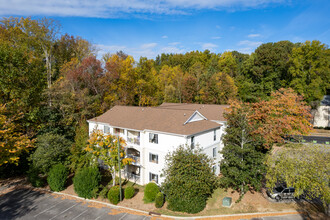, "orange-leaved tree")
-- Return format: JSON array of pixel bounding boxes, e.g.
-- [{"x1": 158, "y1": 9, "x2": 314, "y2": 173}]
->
[
  {"x1": 86, "y1": 129, "x2": 134, "y2": 186},
  {"x1": 249, "y1": 88, "x2": 312, "y2": 149},
  {"x1": 0, "y1": 104, "x2": 34, "y2": 166}
]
